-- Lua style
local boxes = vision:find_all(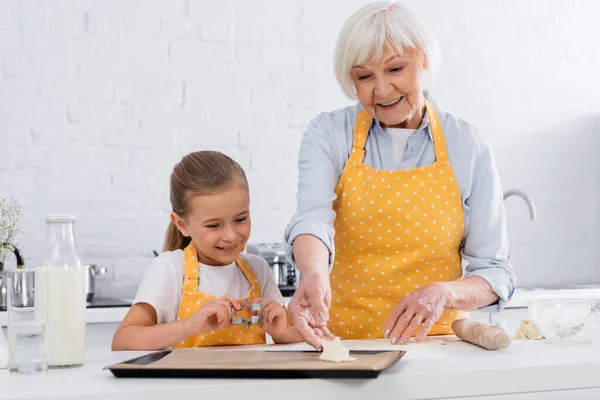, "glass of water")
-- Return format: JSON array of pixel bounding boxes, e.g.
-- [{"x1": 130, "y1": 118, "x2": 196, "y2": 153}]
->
[{"x1": 7, "y1": 270, "x2": 47, "y2": 374}]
